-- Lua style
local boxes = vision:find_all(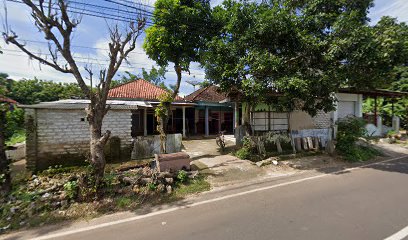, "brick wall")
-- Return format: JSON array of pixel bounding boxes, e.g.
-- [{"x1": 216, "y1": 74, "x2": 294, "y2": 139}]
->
[
  {"x1": 26, "y1": 108, "x2": 132, "y2": 170},
  {"x1": 312, "y1": 111, "x2": 332, "y2": 129}
]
